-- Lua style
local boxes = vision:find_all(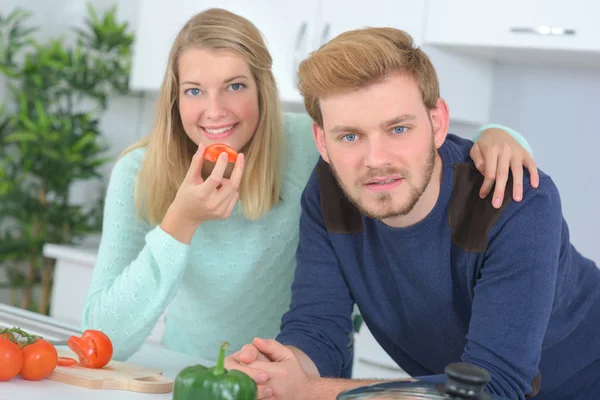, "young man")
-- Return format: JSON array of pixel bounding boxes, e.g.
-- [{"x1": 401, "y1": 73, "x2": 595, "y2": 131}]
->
[{"x1": 225, "y1": 27, "x2": 600, "y2": 400}]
